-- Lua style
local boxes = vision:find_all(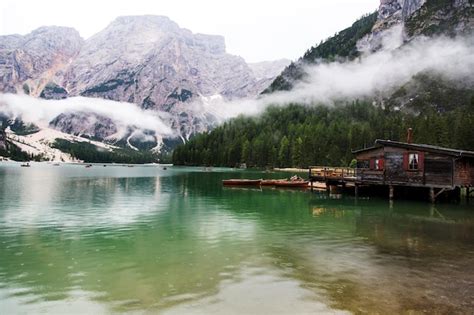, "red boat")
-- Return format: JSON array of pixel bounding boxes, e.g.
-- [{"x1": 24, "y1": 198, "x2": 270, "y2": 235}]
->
[
  {"x1": 222, "y1": 179, "x2": 262, "y2": 186},
  {"x1": 272, "y1": 180, "x2": 309, "y2": 188},
  {"x1": 261, "y1": 179, "x2": 285, "y2": 186}
]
